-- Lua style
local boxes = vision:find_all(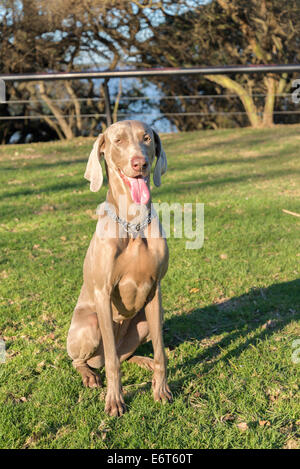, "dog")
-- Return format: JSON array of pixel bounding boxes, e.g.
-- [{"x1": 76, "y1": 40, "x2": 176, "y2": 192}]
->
[{"x1": 67, "y1": 120, "x2": 172, "y2": 416}]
